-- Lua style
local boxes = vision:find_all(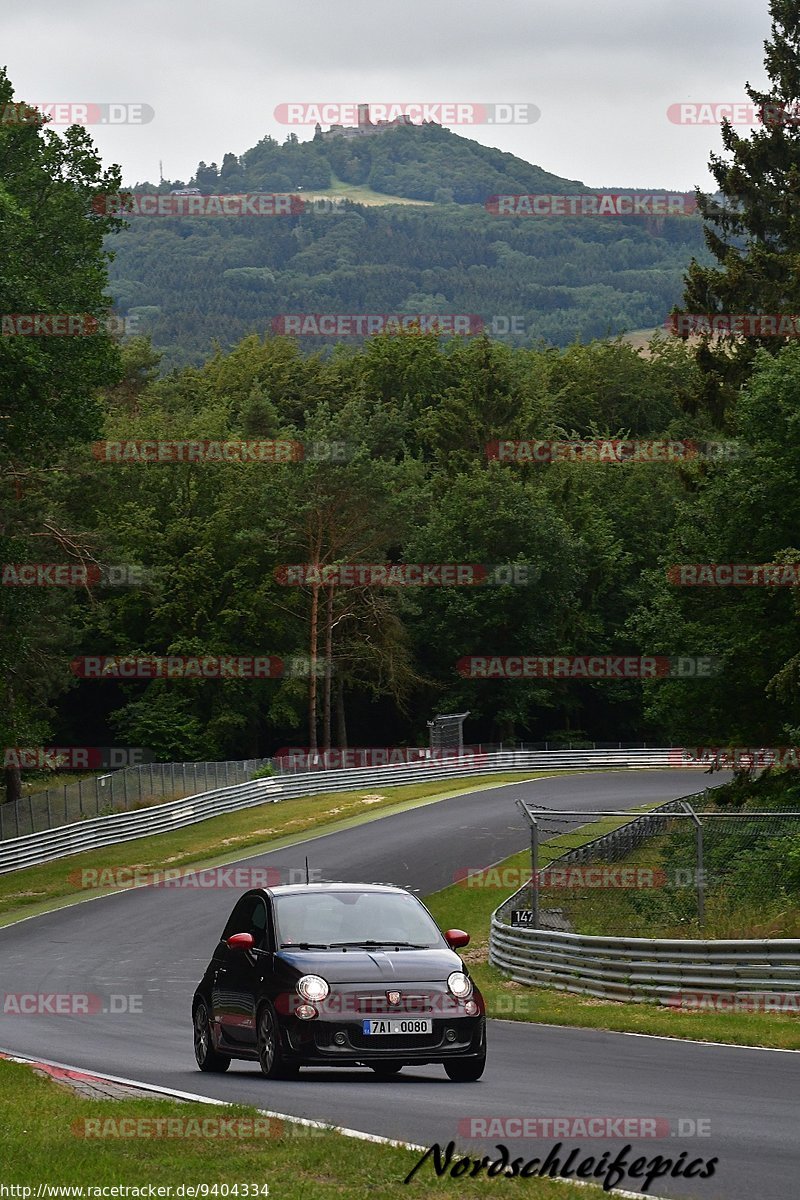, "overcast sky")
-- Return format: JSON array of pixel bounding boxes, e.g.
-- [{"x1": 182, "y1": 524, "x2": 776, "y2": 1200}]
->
[{"x1": 4, "y1": 0, "x2": 772, "y2": 191}]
